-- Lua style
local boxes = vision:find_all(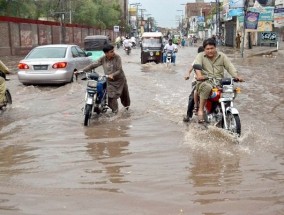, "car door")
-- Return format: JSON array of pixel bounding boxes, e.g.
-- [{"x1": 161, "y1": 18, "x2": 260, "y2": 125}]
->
[
  {"x1": 71, "y1": 46, "x2": 81, "y2": 69},
  {"x1": 75, "y1": 46, "x2": 92, "y2": 69}
]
